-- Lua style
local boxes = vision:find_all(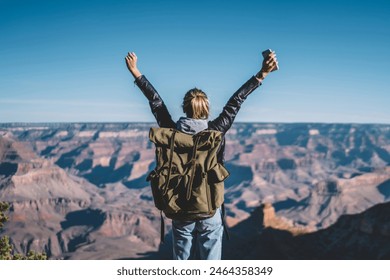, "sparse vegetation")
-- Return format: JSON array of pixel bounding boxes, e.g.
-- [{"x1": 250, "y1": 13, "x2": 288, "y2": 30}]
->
[{"x1": 0, "y1": 201, "x2": 47, "y2": 260}]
